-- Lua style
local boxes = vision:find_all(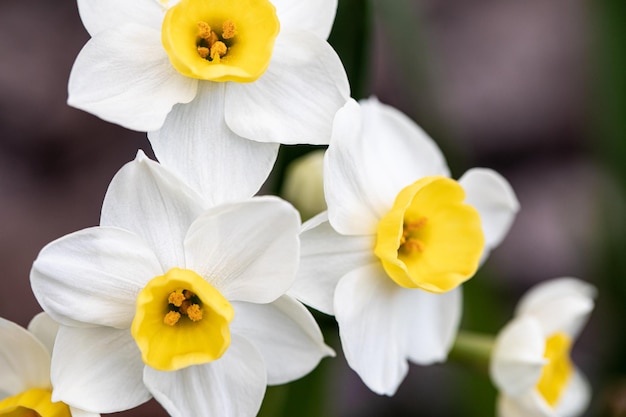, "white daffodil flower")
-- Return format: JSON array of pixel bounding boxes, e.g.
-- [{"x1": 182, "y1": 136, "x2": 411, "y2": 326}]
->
[
  {"x1": 289, "y1": 98, "x2": 520, "y2": 395},
  {"x1": 30, "y1": 151, "x2": 333, "y2": 417},
  {"x1": 490, "y1": 278, "x2": 596, "y2": 417},
  {"x1": 0, "y1": 313, "x2": 100, "y2": 417},
  {"x1": 68, "y1": 0, "x2": 350, "y2": 200}
]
